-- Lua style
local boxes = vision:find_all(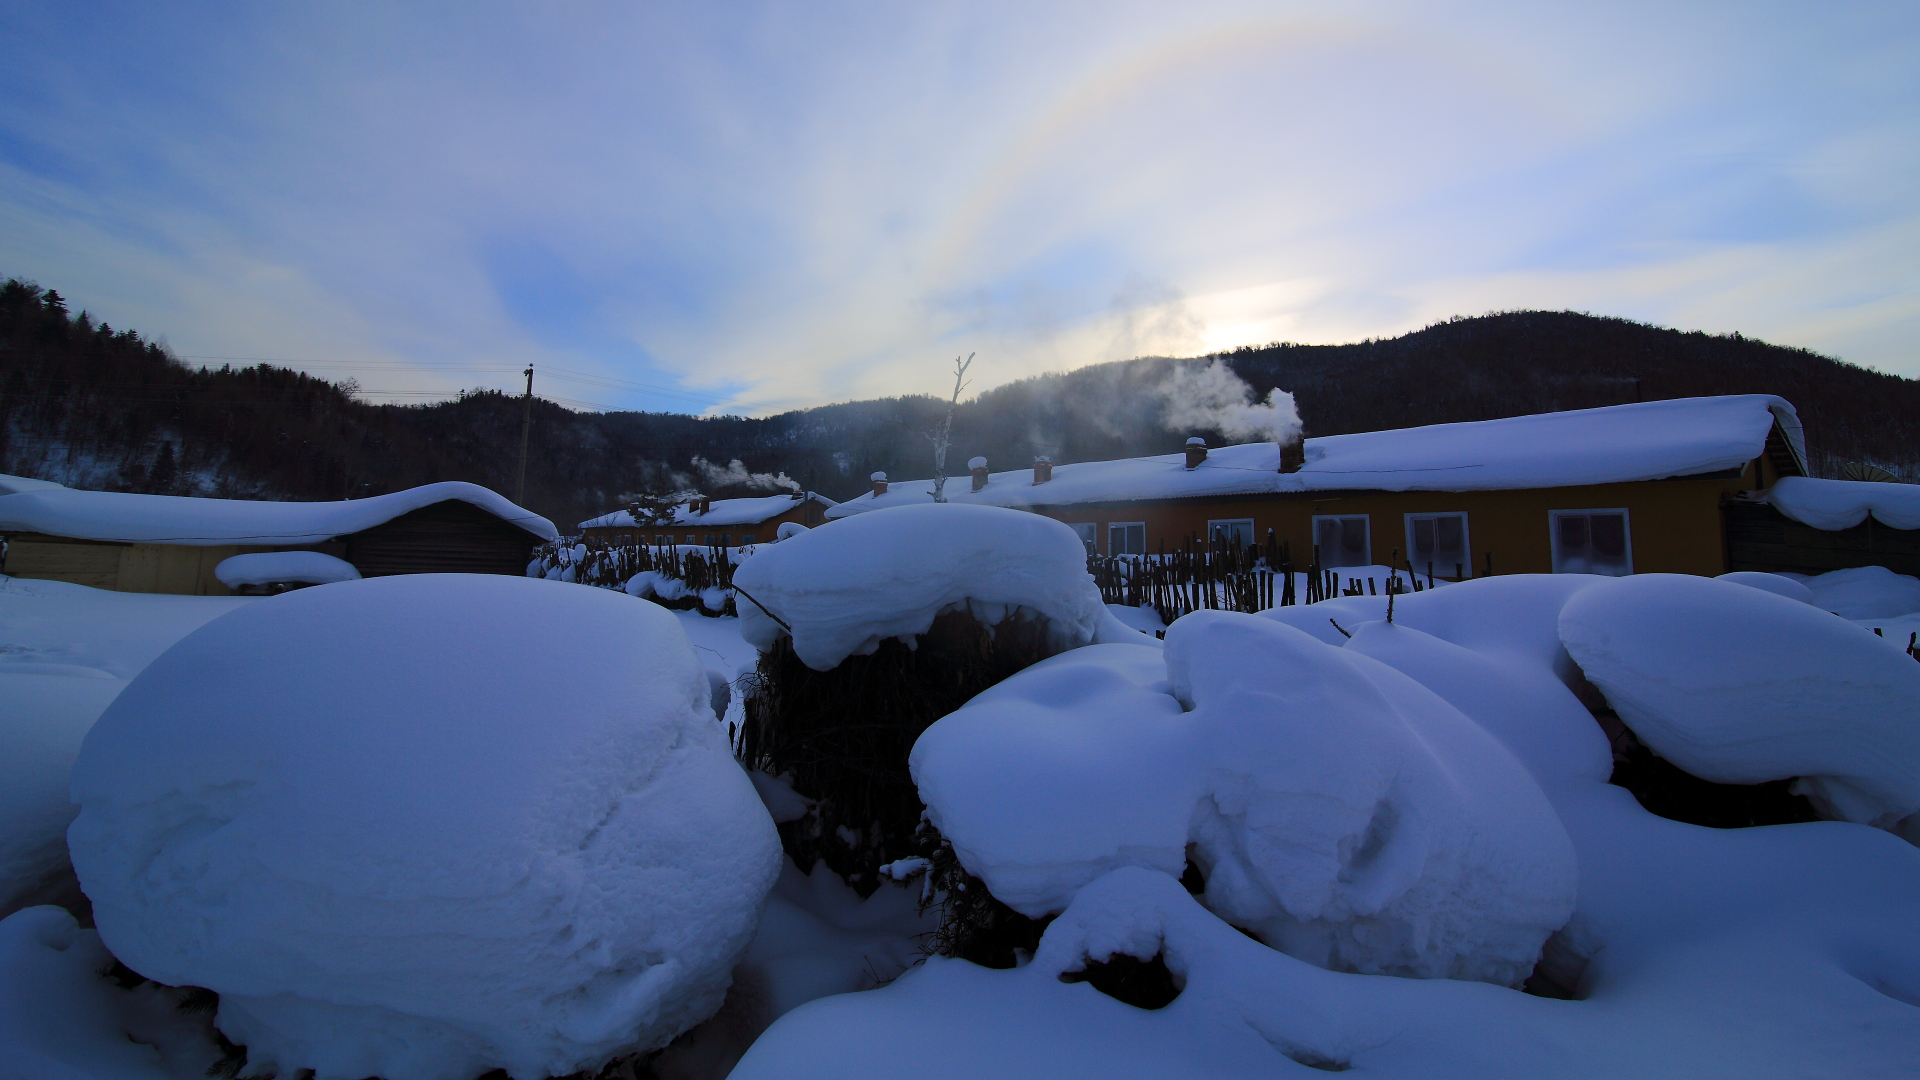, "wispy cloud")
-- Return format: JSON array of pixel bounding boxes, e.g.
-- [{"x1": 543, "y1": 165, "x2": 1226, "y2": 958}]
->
[{"x1": 1, "y1": 0, "x2": 1916, "y2": 415}]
